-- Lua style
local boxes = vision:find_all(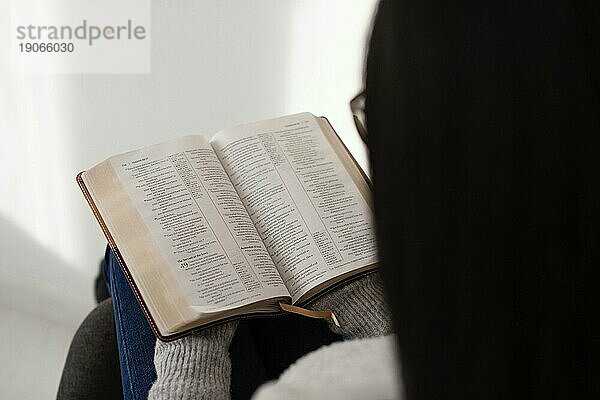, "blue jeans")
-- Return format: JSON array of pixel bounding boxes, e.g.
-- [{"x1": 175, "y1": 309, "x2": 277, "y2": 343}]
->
[
  {"x1": 103, "y1": 246, "x2": 157, "y2": 400},
  {"x1": 102, "y1": 246, "x2": 340, "y2": 400}
]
